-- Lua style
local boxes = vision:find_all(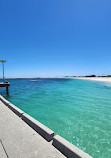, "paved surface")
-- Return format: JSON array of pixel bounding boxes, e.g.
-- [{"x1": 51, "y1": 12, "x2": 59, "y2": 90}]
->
[
  {"x1": 0, "y1": 100, "x2": 66, "y2": 158},
  {"x1": 0, "y1": 140, "x2": 7, "y2": 158}
]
